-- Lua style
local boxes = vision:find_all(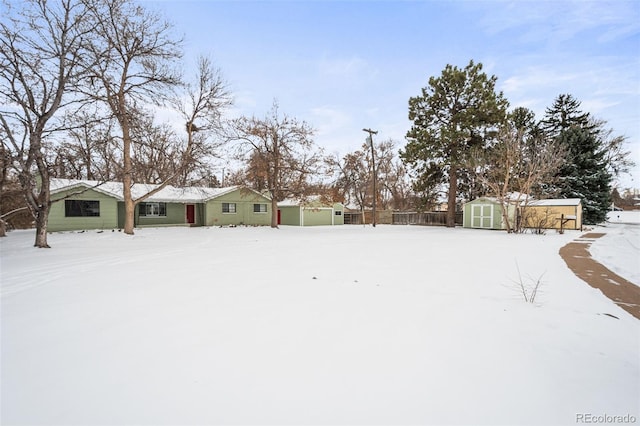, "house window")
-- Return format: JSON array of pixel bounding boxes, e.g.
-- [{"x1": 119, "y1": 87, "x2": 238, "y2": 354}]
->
[
  {"x1": 222, "y1": 203, "x2": 236, "y2": 213},
  {"x1": 335, "y1": 211, "x2": 342, "y2": 216},
  {"x1": 253, "y1": 203, "x2": 267, "y2": 213},
  {"x1": 65, "y1": 200, "x2": 100, "y2": 217},
  {"x1": 139, "y1": 202, "x2": 166, "y2": 217}
]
